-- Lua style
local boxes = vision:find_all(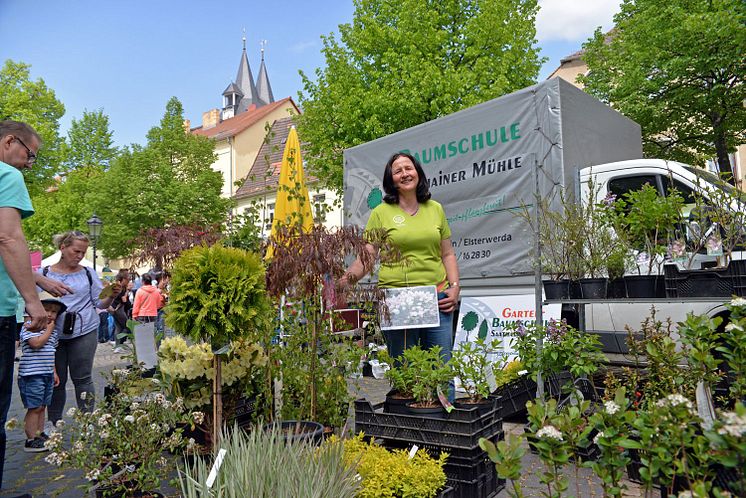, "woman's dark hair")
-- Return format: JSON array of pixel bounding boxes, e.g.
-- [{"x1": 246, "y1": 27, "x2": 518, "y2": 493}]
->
[
  {"x1": 382, "y1": 152, "x2": 431, "y2": 204},
  {"x1": 142, "y1": 274, "x2": 153, "y2": 285}
]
